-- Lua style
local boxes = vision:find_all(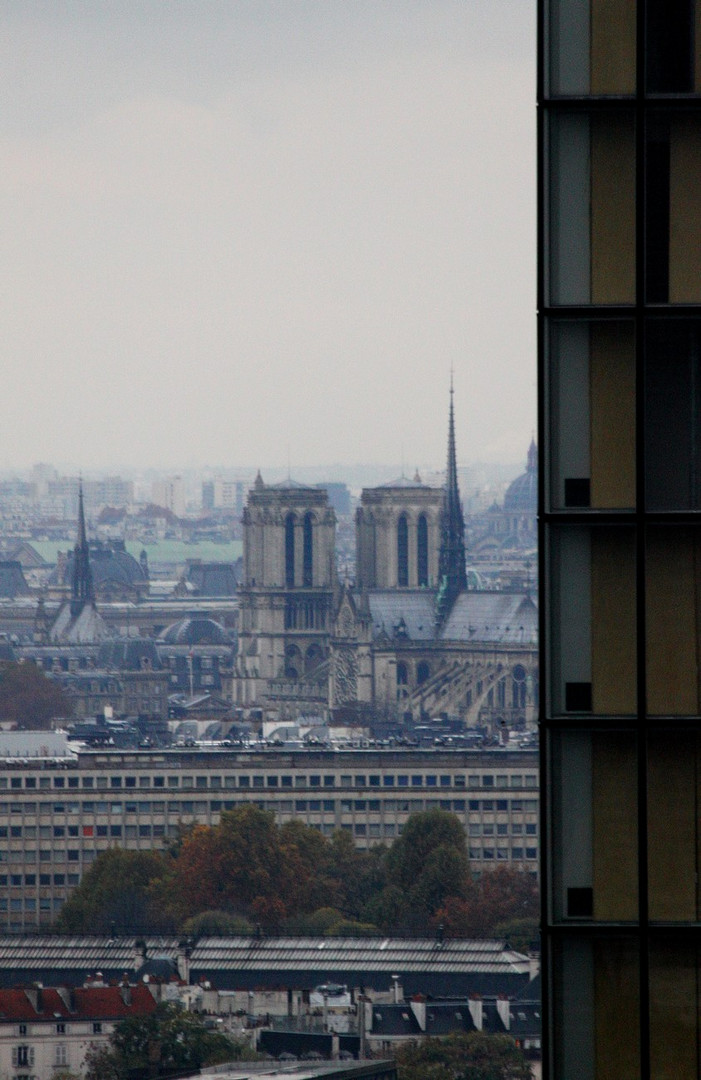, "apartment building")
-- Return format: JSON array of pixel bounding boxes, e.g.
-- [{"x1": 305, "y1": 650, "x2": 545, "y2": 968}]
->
[
  {"x1": 0, "y1": 981, "x2": 157, "y2": 1080},
  {"x1": 0, "y1": 745, "x2": 538, "y2": 932},
  {"x1": 540, "y1": 1, "x2": 701, "y2": 1076}
]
